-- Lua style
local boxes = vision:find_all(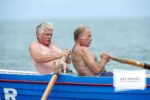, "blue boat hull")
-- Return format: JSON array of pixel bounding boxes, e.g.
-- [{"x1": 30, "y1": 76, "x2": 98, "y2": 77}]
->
[{"x1": 0, "y1": 73, "x2": 150, "y2": 100}]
